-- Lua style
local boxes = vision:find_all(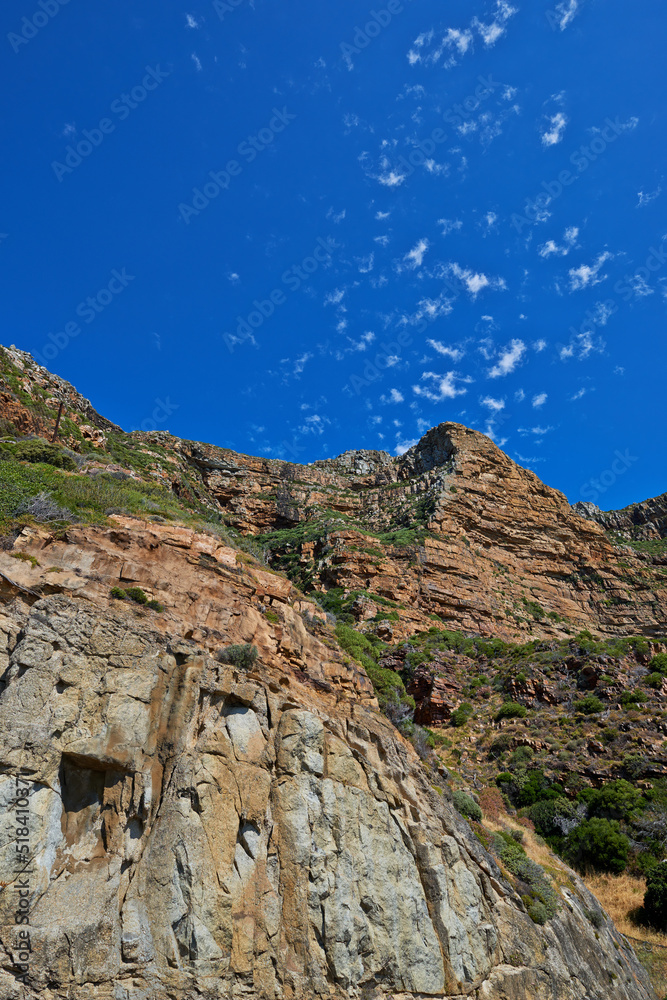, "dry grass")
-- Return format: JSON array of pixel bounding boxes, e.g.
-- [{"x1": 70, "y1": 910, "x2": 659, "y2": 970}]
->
[{"x1": 584, "y1": 872, "x2": 667, "y2": 947}]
